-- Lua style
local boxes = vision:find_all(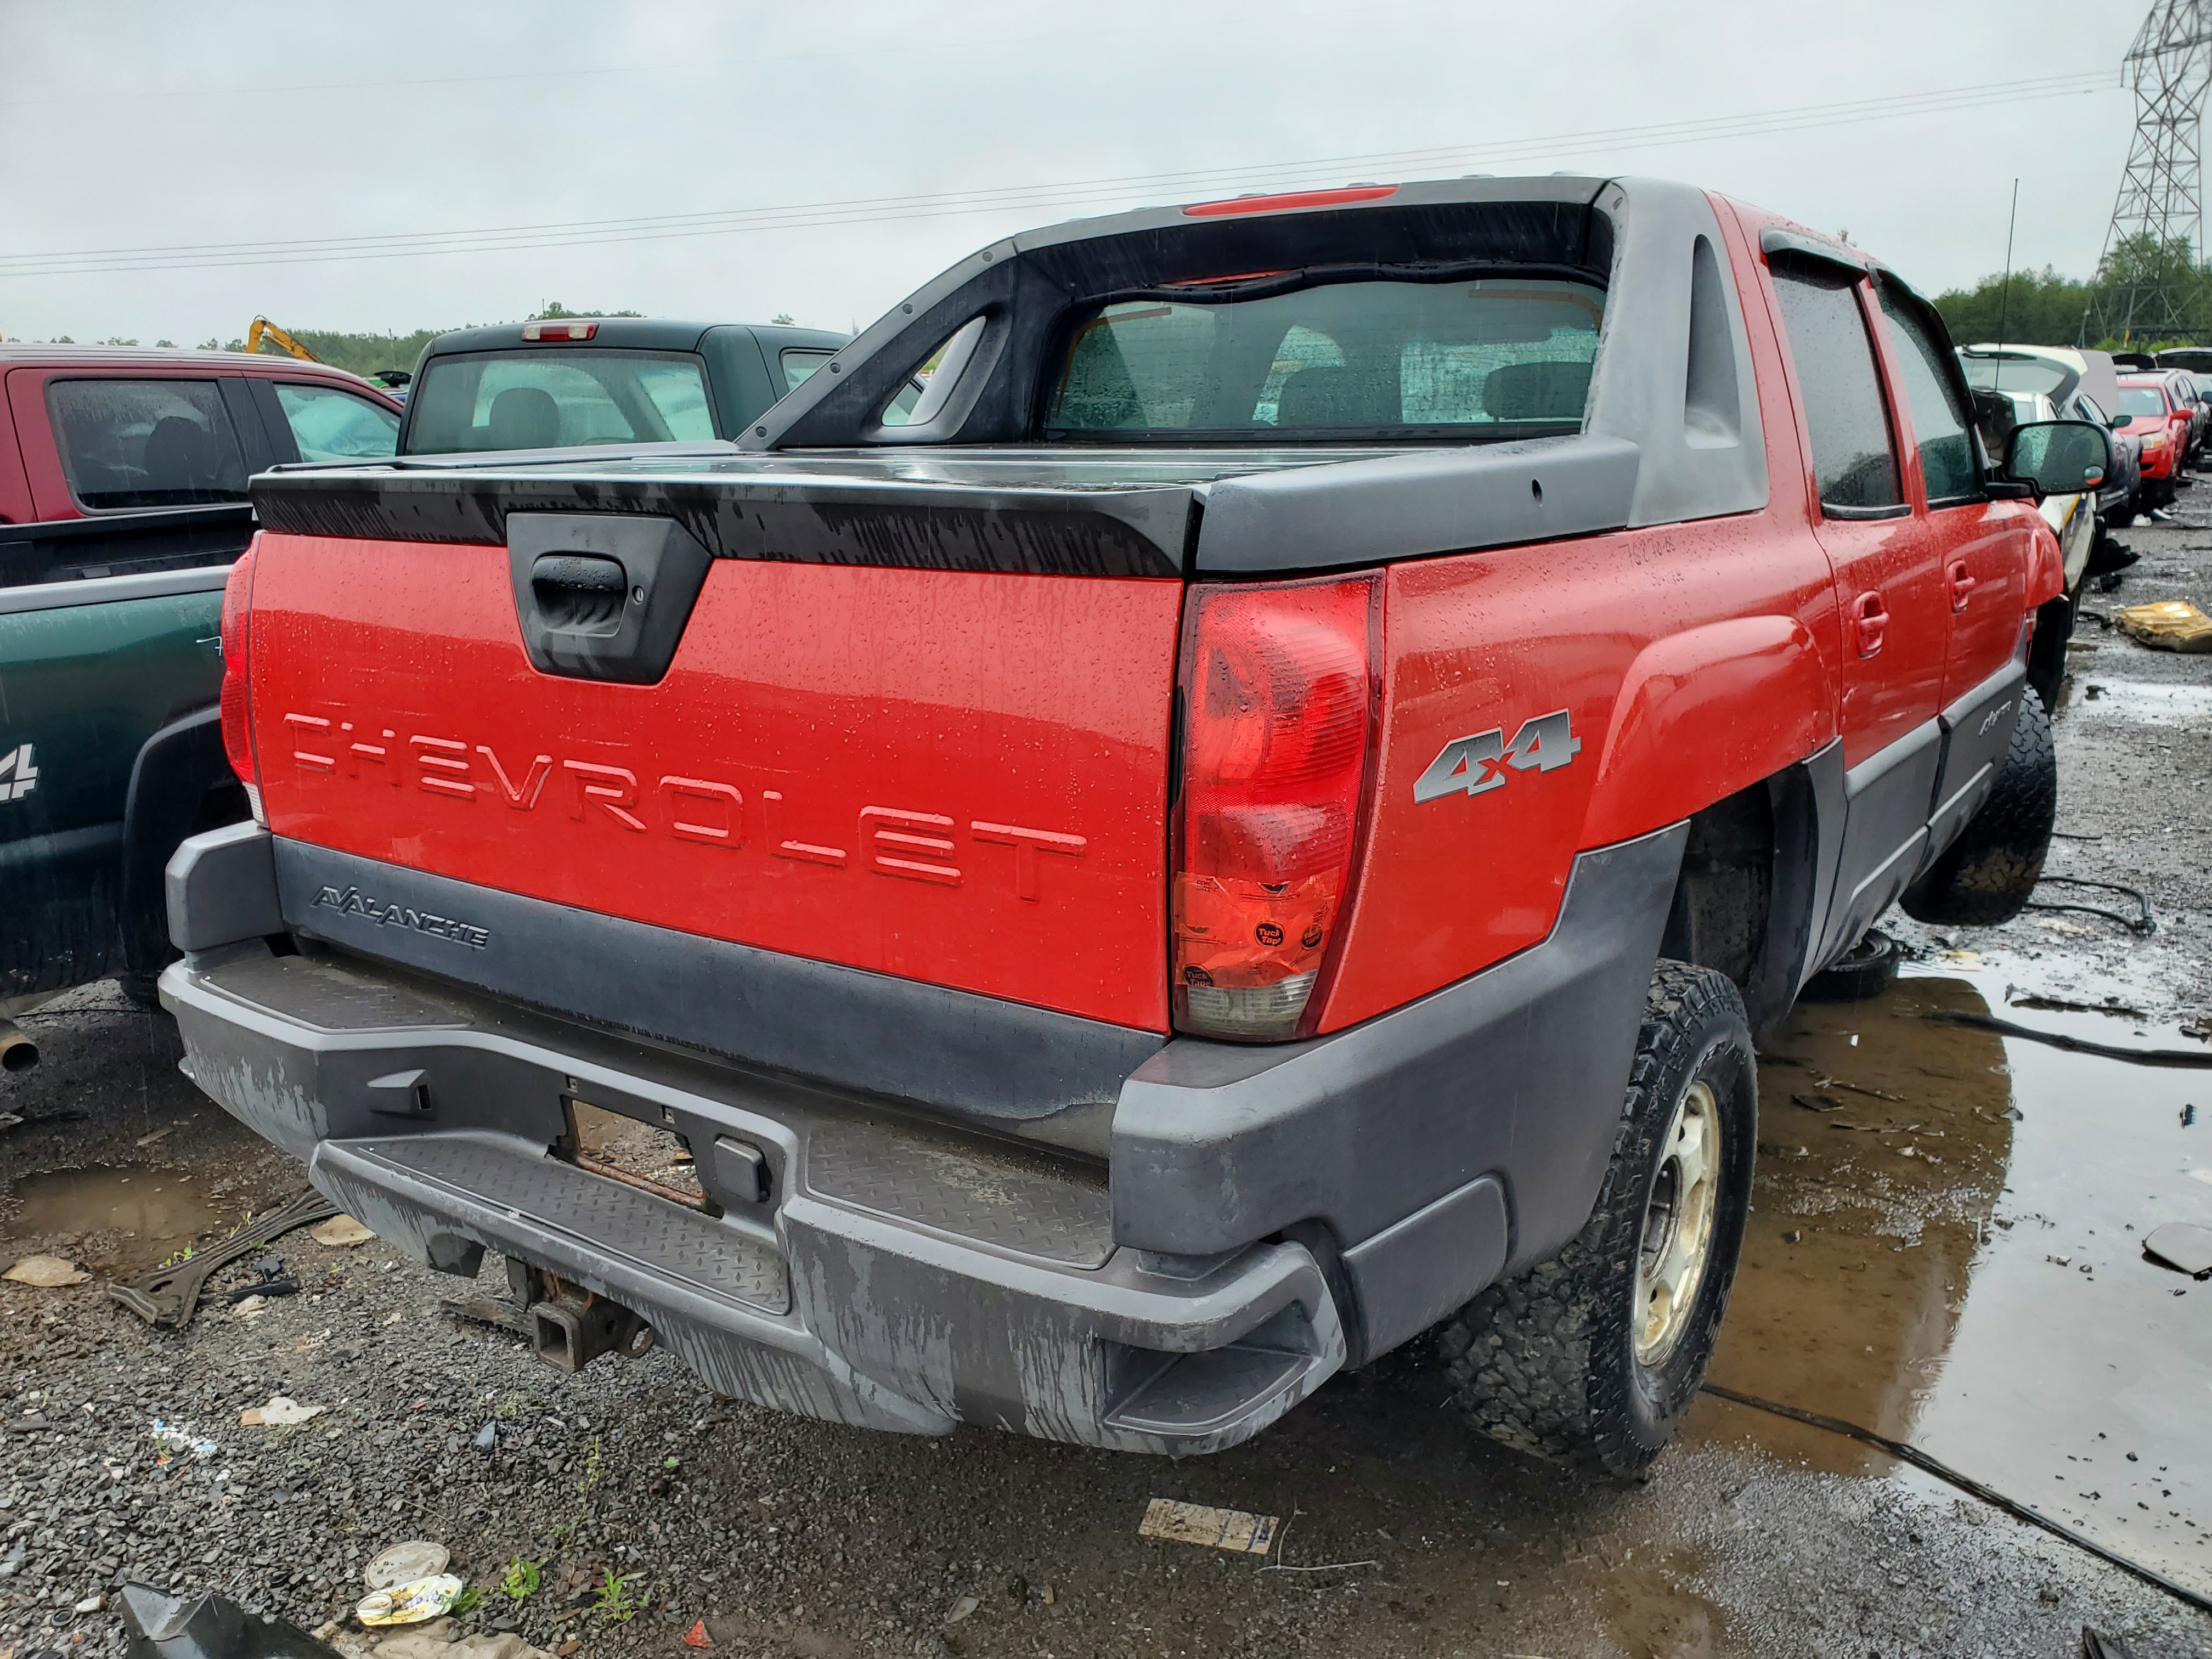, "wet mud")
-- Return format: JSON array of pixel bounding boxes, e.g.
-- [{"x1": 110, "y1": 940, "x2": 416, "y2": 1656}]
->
[
  {"x1": 2, "y1": 1164, "x2": 225, "y2": 1274},
  {"x1": 1696, "y1": 955, "x2": 2212, "y2": 1596}
]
